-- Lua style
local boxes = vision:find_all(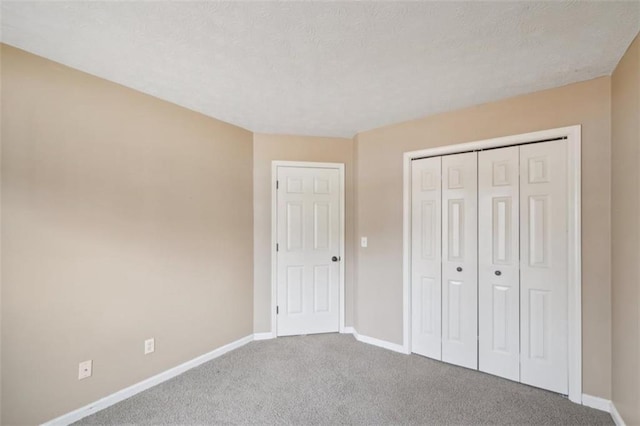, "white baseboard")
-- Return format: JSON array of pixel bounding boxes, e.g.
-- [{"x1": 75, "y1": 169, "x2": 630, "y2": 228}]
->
[
  {"x1": 610, "y1": 402, "x2": 627, "y2": 426},
  {"x1": 581, "y1": 394, "x2": 611, "y2": 412},
  {"x1": 350, "y1": 328, "x2": 406, "y2": 354},
  {"x1": 341, "y1": 326, "x2": 355, "y2": 334},
  {"x1": 581, "y1": 394, "x2": 627, "y2": 426},
  {"x1": 43, "y1": 334, "x2": 254, "y2": 426},
  {"x1": 253, "y1": 332, "x2": 275, "y2": 341}
]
